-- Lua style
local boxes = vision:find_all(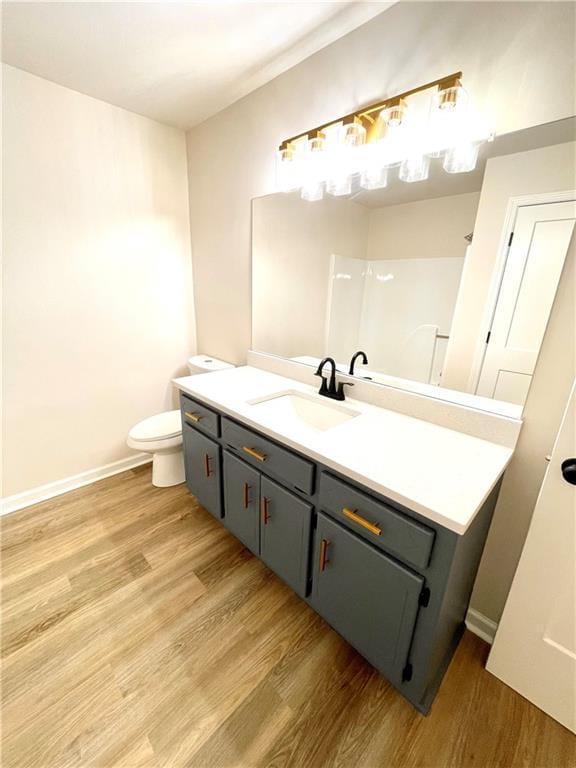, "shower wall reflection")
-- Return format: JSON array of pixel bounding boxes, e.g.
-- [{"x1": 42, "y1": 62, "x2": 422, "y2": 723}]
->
[{"x1": 326, "y1": 253, "x2": 465, "y2": 385}]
